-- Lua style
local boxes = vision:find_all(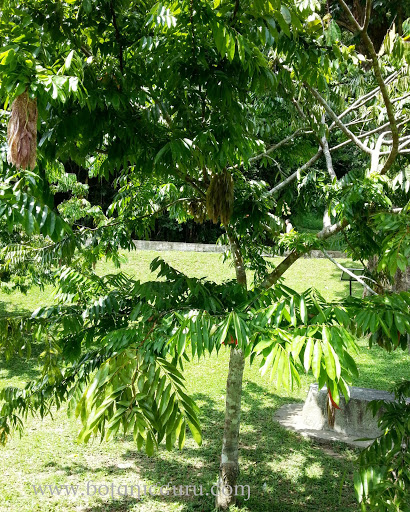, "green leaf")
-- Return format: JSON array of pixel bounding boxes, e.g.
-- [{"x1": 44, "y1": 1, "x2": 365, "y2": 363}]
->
[
  {"x1": 227, "y1": 33, "x2": 235, "y2": 61},
  {"x1": 218, "y1": 313, "x2": 232, "y2": 346},
  {"x1": 187, "y1": 420, "x2": 202, "y2": 445},
  {"x1": 280, "y1": 5, "x2": 292, "y2": 24},
  {"x1": 260, "y1": 344, "x2": 278, "y2": 376},
  {"x1": 82, "y1": 0, "x2": 92, "y2": 13},
  {"x1": 312, "y1": 340, "x2": 322, "y2": 379},
  {"x1": 237, "y1": 35, "x2": 245, "y2": 63},
  {"x1": 343, "y1": 351, "x2": 359, "y2": 378},
  {"x1": 65, "y1": 50, "x2": 74, "y2": 70},
  {"x1": 304, "y1": 337, "x2": 314, "y2": 372},
  {"x1": 300, "y1": 296, "x2": 308, "y2": 324},
  {"x1": 146, "y1": 431, "x2": 155, "y2": 456},
  {"x1": 321, "y1": 327, "x2": 336, "y2": 380},
  {"x1": 275, "y1": 9, "x2": 291, "y2": 37}
]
